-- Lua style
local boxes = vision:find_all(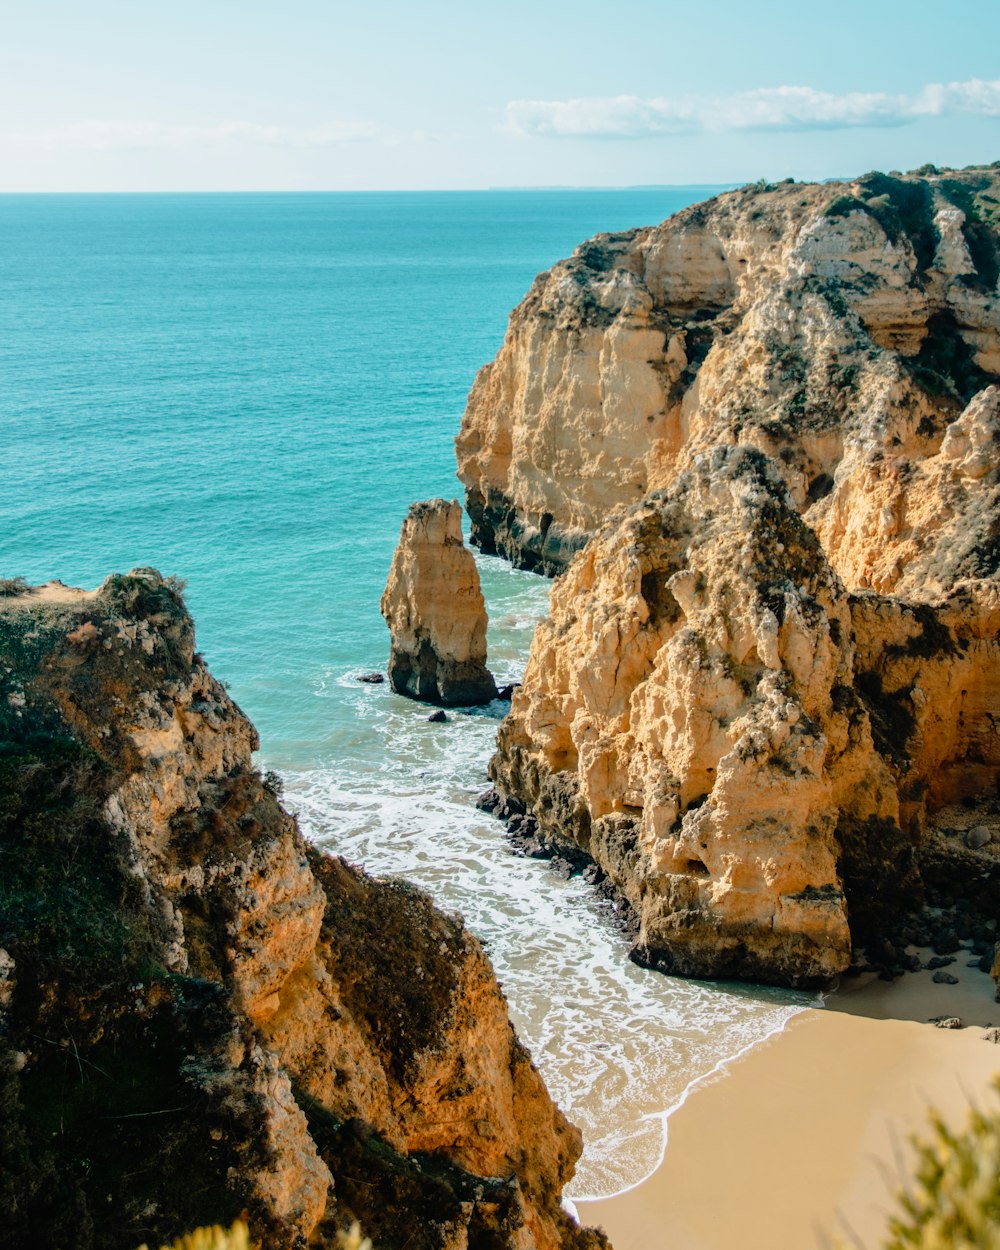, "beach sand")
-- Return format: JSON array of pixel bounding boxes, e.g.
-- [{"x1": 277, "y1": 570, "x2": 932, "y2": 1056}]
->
[{"x1": 576, "y1": 957, "x2": 1000, "y2": 1250}]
